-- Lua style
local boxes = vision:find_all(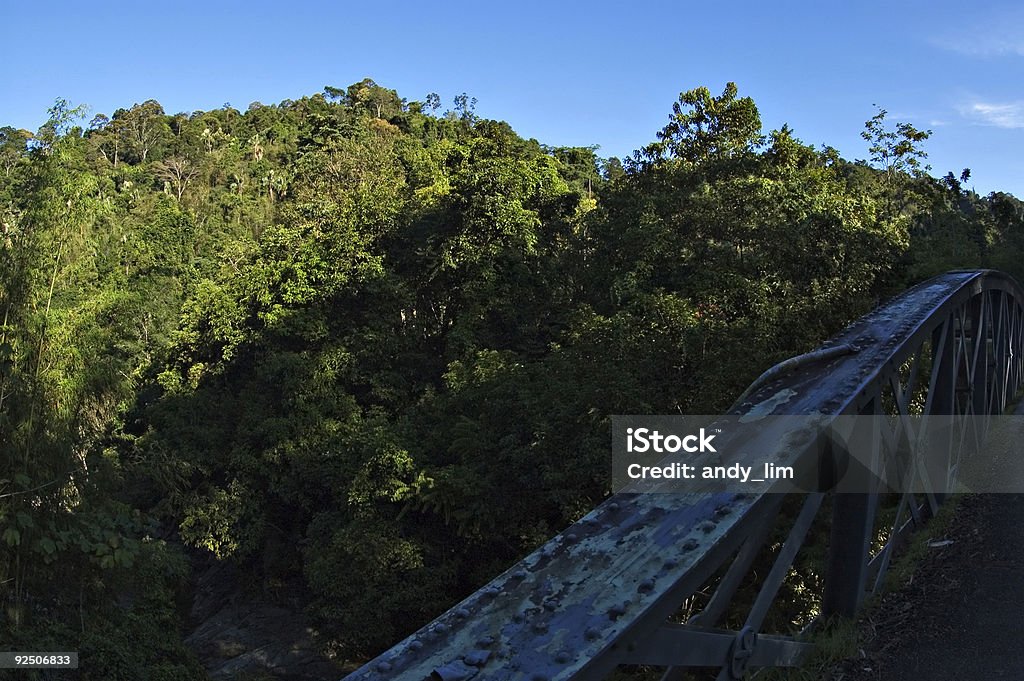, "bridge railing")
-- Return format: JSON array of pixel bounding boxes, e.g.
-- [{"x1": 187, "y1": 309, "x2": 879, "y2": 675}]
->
[{"x1": 344, "y1": 270, "x2": 1024, "y2": 681}]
